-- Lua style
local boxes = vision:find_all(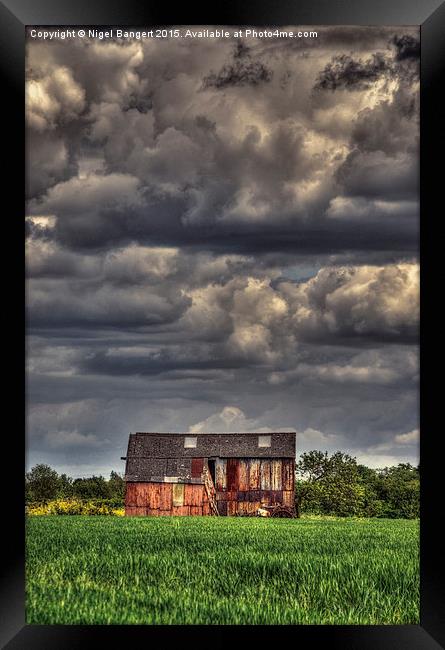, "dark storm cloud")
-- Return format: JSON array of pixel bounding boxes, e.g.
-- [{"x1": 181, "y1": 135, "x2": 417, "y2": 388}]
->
[
  {"x1": 26, "y1": 28, "x2": 419, "y2": 261},
  {"x1": 391, "y1": 34, "x2": 420, "y2": 61},
  {"x1": 25, "y1": 27, "x2": 419, "y2": 475},
  {"x1": 202, "y1": 45, "x2": 273, "y2": 89},
  {"x1": 314, "y1": 53, "x2": 391, "y2": 91},
  {"x1": 314, "y1": 33, "x2": 419, "y2": 92}
]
